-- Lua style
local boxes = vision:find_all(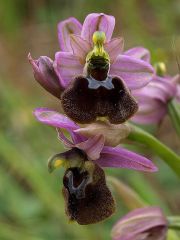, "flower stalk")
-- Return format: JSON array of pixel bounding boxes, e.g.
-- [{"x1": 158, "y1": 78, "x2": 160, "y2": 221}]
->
[
  {"x1": 128, "y1": 124, "x2": 180, "y2": 178},
  {"x1": 168, "y1": 99, "x2": 180, "y2": 138},
  {"x1": 168, "y1": 216, "x2": 180, "y2": 231}
]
